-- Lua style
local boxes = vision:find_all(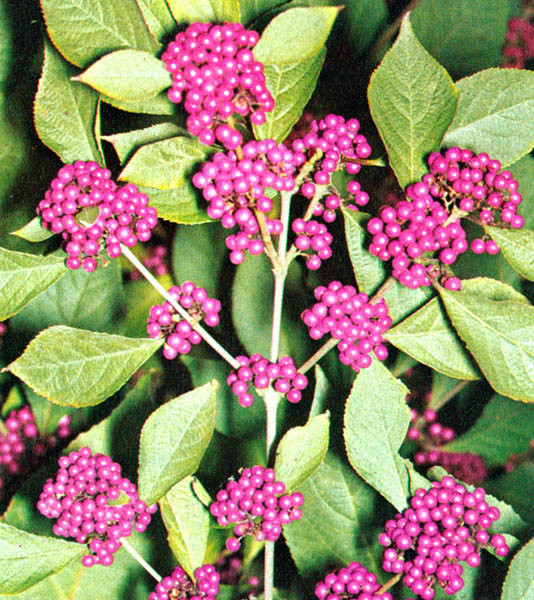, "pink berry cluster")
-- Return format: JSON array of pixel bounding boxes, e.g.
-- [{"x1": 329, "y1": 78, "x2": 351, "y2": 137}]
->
[
  {"x1": 301, "y1": 281, "x2": 391, "y2": 372},
  {"x1": 37, "y1": 161, "x2": 158, "y2": 272},
  {"x1": 192, "y1": 139, "x2": 295, "y2": 264},
  {"x1": 314, "y1": 561, "x2": 393, "y2": 600},
  {"x1": 147, "y1": 282, "x2": 221, "y2": 360},
  {"x1": 291, "y1": 218, "x2": 333, "y2": 270},
  {"x1": 379, "y1": 476, "x2": 509, "y2": 599},
  {"x1": 37, "y1": 447, "x2": 157, "y2": 567},
  {"x1": 161, "y1": 22, "x2": 273, "y2": 149},
  {"x1": 129, "y1": 245, "x2": 168, "y2": 281},
  {"x1": 368, "y1": 147, "x2": 524, "y2": 290},
  {"x1": 408, "y1": 409, "x2": 487, "y2": 485},
  {"x1": 209, "y1": 465, "x2": 304, "y2": 551},
  {"x1": 0, "y1": 406, "x2": 71, "y2": 501},
  {"x1": 149, "y1": 565, "x2": 220, "y2": 600},
  {"x1": 503, "y1": 15, "x2": 534, "y2": 68},
  {"x1": 227, "y1": 354, "x2": 308, "y2": 407}
]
